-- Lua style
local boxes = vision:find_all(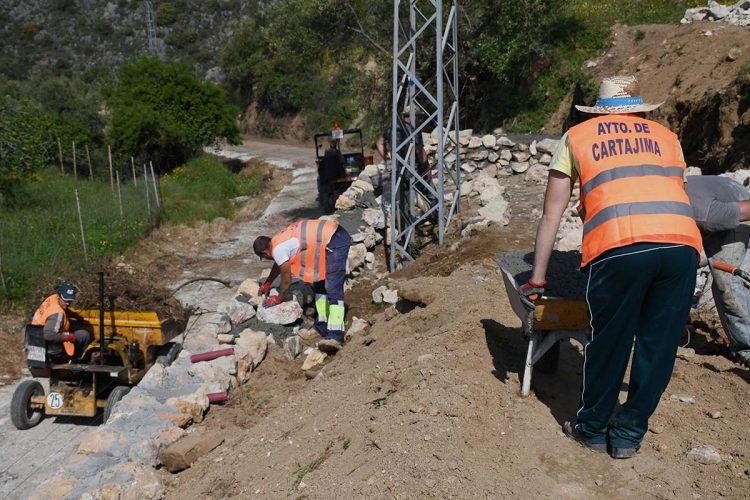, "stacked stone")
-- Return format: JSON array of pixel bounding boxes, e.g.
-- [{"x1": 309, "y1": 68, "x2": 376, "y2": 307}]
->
[{"x1": 681, "y1": 0, "x2": 750, "y2": 26}]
